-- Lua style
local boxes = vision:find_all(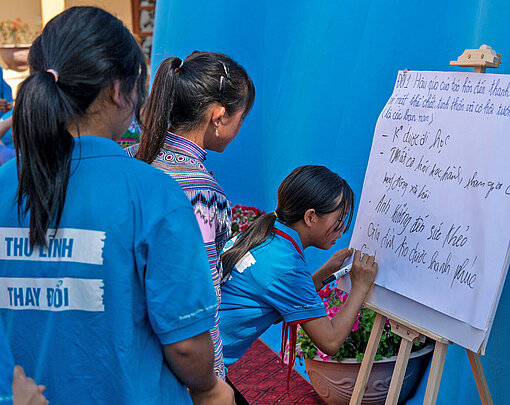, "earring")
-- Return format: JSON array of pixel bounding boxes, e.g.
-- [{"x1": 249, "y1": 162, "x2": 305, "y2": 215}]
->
[{"x1": 215, "y1": 127, "x2": 220, "y2": 137}]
